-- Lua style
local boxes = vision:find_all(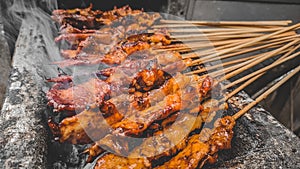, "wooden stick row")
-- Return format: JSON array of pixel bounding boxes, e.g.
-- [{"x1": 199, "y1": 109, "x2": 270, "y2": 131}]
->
[
  {"x1": 222, "y1": 43, "x2": 300, "y2": 101},
  {"x1": 232, "y1": 64, "x2": 300, "y2": 120},
  {"x1": 160, "y1": 20, "x2": 293, "y2": 26}
]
